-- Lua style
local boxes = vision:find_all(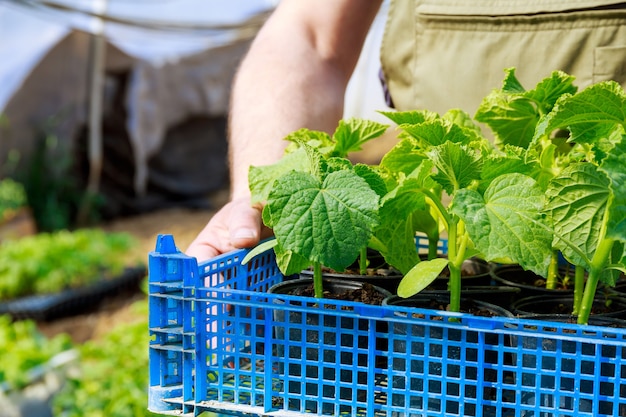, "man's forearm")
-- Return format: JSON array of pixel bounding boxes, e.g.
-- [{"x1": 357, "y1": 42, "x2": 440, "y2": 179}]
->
[
  {"x1": 227, "y1": 0, "x2": 382, "y2": 200},
  {"x1": 228, "y1": 36, "x2": 346, "y2": 200}
]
